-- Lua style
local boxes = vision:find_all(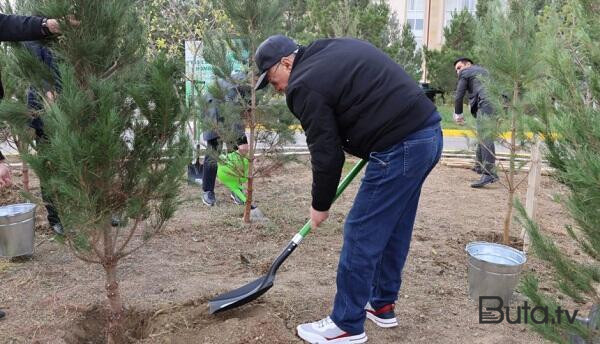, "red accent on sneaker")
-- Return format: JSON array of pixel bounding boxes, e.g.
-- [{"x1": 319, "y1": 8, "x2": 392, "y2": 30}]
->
[
  {"x1": 325, "y1": 332, "x2": 351, "y2": 340},
  {"x1": 369, "y1": 304, "x2": 394, "y2": 315}
]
